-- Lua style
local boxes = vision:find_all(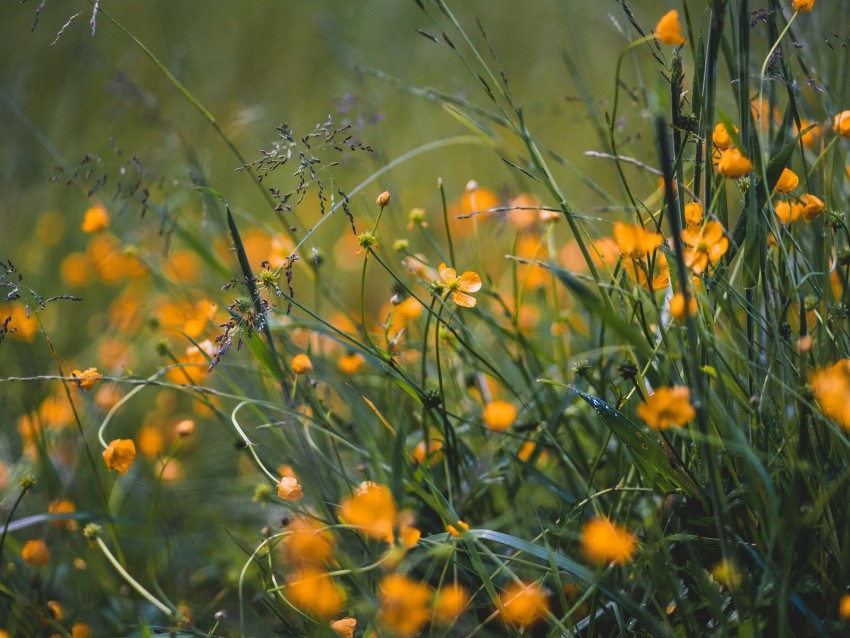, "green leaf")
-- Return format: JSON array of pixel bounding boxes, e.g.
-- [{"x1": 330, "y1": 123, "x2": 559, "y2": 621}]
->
[{"x1": 574, "y1": 388, "x2": 702, "y2": 499}]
